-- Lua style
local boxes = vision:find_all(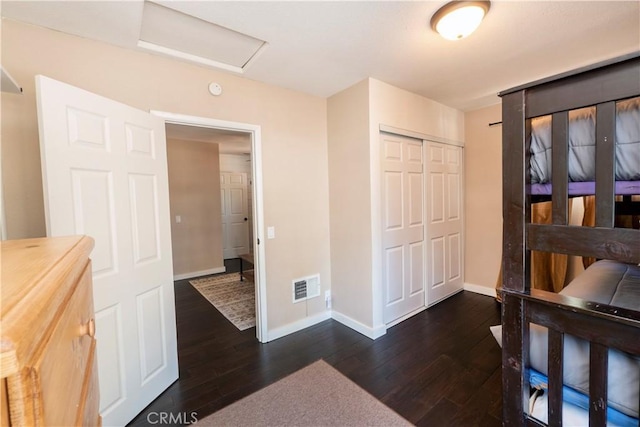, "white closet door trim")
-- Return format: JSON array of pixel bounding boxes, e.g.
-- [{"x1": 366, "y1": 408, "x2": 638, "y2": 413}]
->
[{"x1": 379, "y1": 124, "x2": 465, "y2": 147}]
